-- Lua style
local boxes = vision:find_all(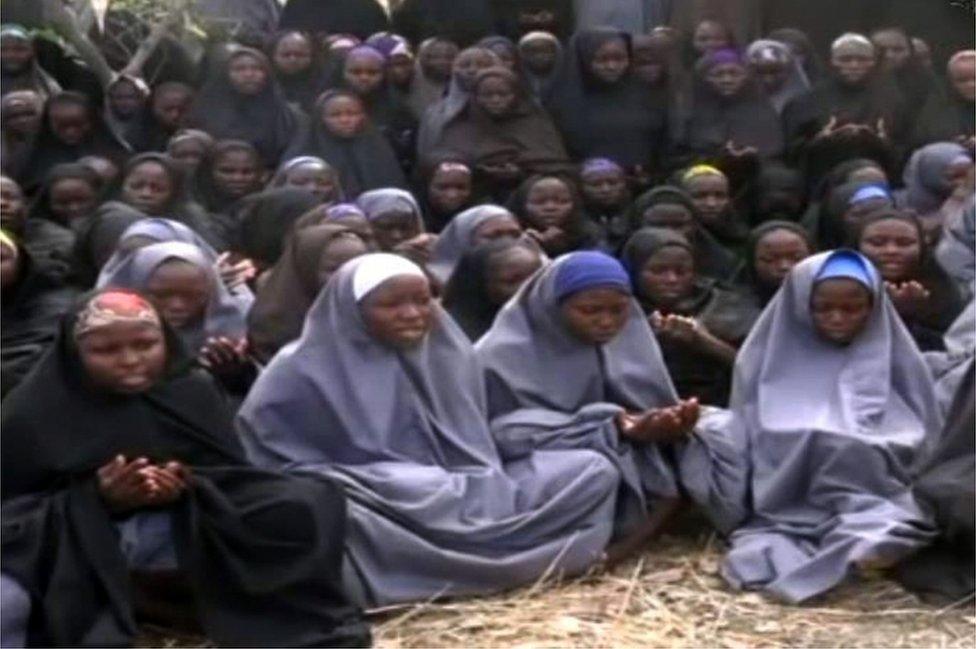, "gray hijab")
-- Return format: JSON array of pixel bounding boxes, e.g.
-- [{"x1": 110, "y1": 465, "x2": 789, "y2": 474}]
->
[
  {"x1": 96, "y1": 241, "x2": 249, "y2": 351},
  {"x1": 722, "y1": 251, "x2": 942, "y2": 603},
  {"x1": 746, "y1": 39, "x2": 811, "y2": 114},
  {"x1": 355, "y1": 187, "x2": 425, "y2": 229},
  {"x1": 428, "y1": 204, "x2": 514, "y2": 284},
  {"x1": 237, "y1": 253, "x2": 621, "y2": 607}
]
